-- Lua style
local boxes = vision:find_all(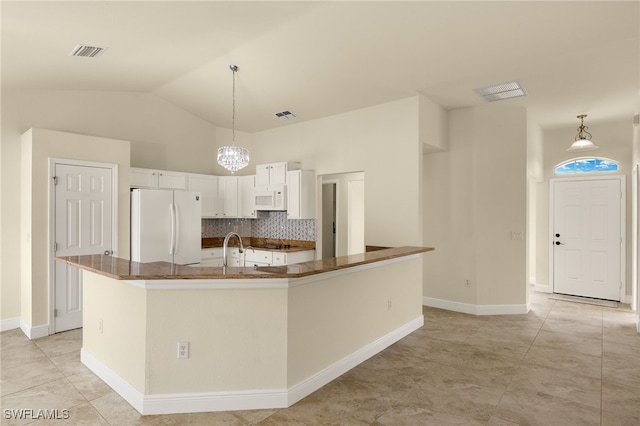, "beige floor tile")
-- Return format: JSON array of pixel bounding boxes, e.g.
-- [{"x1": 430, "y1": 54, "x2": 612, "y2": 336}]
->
[
  {"x1": 507, "y1": 363, "x2": 601, "y2": 408},
  {"x1": 533, "y1": 328, "x2": 603, "y2": 357},
  {"x1": 0, "y1": 330, "x2": 34, "y2": 353},
  {"x1": 0, "y1": 378, "x2": 86, "y2": 426},
  {"x1": 602, "y1": 351, "x2": 640, "y2": 389},
  {"x1": 523, "y1": 345, "x2": 602, "y2": 380},
  {"x1": 28, "y1": 402, "x2": 109, "y2": 425},
  {"x1": 493, "y1": 386, "x2": 601, "y2": 426},
  {"x1": 66, "y1": 371, "x2": 113, "y2": 401},
  {"x1": 541, "y1": 316, "x2": 603, "y2": 339},
  {"x1": 601, "y1": 380, "x2": 640, "y2": 426},
  {"x1": 48, "y1": 350, "x2": 89, "y2": 378},
  {"x1": 33, "y1": 329, "x2": 82, "y2": 358},
  {"x1": 0, "y1": 345, "x2": 48, "y2": 370},
  {"x1": 140, "y1": 411, "x2": 246, "y2": 425},
  {"x1": 0, "y1": 358, "x2": 65, "y2": 398},
  {"x1": 90, "y1": 391, "x2": 157, "y2": 426}
]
